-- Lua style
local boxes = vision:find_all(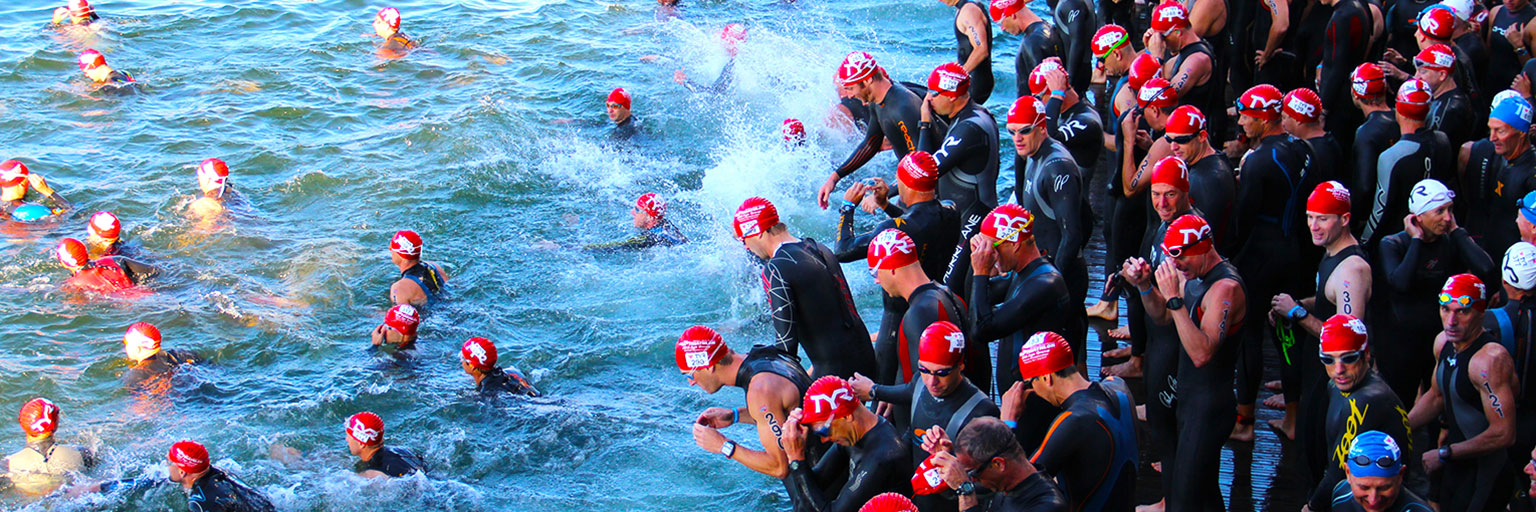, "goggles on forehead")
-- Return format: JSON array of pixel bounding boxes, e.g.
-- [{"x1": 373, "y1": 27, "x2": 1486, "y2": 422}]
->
[
  {"x1": 1438, "y1": 292, "x2": 1477, "y2": 307},
  {"x1": 1164, "y1": 231, "x2": 1210, "y2": 258}
]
